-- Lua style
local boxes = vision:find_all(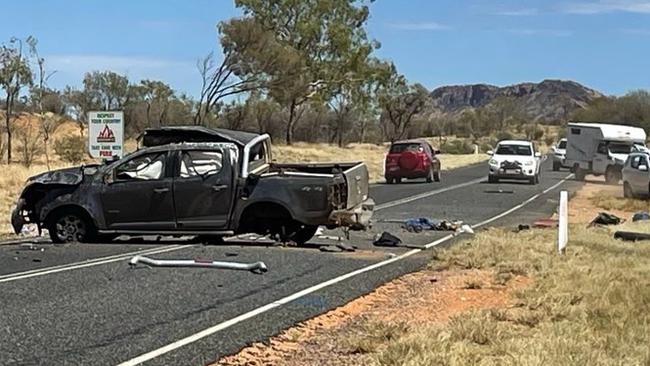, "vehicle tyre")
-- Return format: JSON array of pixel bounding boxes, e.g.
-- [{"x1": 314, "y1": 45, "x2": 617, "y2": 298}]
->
[
  {"x1": 47, "y1": 209, "x2": 96, "y2": 244},
  {"x1": 386, "y1": 177, "x2": 394, "y2": 184},
  {"x1": 535, "y1": 174, "x2": 540, "y2": 185},
  {"x1": 426, "y1": 169, "x2": 434, "y2": 183},
  {"x1": 396, "y1": 177, "x2": 402, "y2": 184},
  {"x1": 433, "y1": 170, "x2": 441, "y2": 182},
  {"x1": 624, "y1": 182, "x2": 633, "y2": 198},
  {"x1": 552, "y1": 161, "x2": 560, "y2": 171},
  {"x1": 529, "y1": 176, "x2": 536, "y2": 185},
  {"x1": 574, "y1": 166, "x2": 585, "y2": 181},
  {"x1": 488, "y1": 175, "x2": 498, "y2": 184},
  {"x1": 605, "y1": 167, "x2": 619, "y2": 185},
  {"x1": 282, "y1": 223, "x2": 318, "y2": 246}
]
